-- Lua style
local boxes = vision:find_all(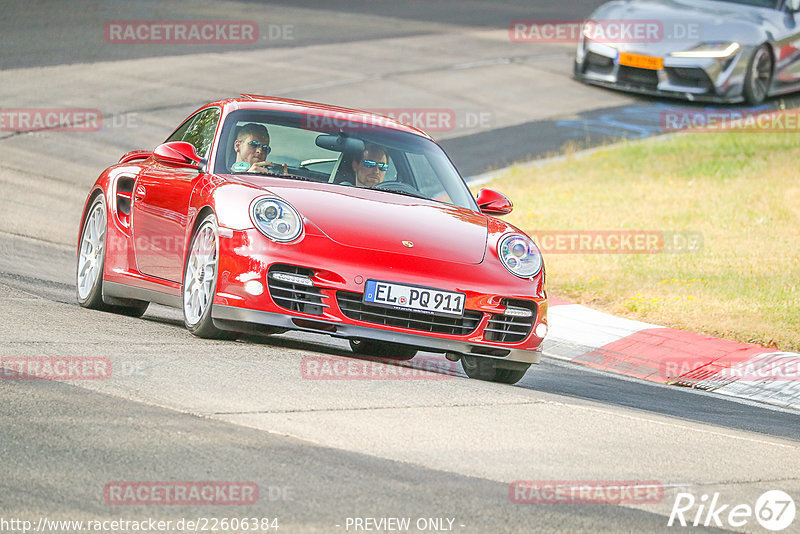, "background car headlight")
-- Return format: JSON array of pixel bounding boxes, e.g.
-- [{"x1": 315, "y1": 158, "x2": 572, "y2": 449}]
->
[
  {"x1": 498, "y1": 234, "x2": 542, "y2": 278},
  {"x1": 671, "y1": 42, "x2": 740, "y2": 59},
  {"x1": 581, "y1": 20, "x2": 618, "y2": 49},
  {"x1": 250, "y1": 197, "x2": 303, "y2": 242}
]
